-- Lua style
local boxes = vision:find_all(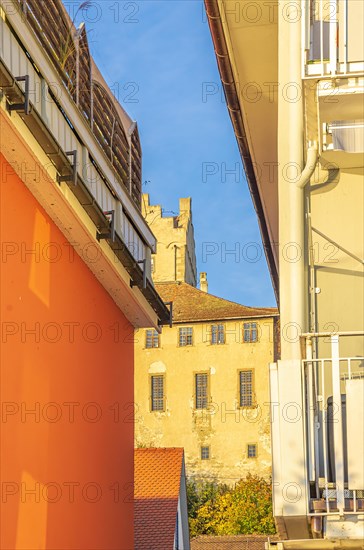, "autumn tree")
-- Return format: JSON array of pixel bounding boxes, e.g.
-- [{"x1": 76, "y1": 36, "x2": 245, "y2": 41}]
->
[{"x1": 187, "y1": 474, "x2": 275, "y2": 537}]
